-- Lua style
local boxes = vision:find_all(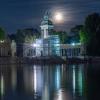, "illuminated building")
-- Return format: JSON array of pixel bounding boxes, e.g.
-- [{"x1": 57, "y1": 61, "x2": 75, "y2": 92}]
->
[
  {"x1": 11, "y1": 40, "x2": 16, "y2": 57},
  {"x1": 35, "y1": 12, "x2": 60, "y2": 56},
  {"x1": 23, "y1": 12, "x2": 60, "y2": 57},
  {"x1": 22, "y1": 12, "x2": 83, "y2": 58},
  {"x1": 40, "y1": 11, "x2": 54, "y2": 39},
  {"x1": 60, "y1": 43, "x2": 83, "y2": 59}
]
